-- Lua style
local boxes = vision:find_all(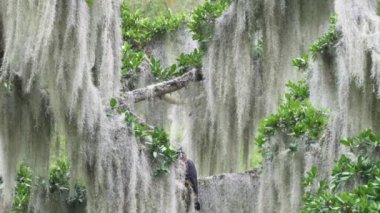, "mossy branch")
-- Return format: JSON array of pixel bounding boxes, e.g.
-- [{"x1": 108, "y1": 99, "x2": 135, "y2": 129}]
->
[{"x1": 122, "y1": 68, "x2": 203, "y2": 103}]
